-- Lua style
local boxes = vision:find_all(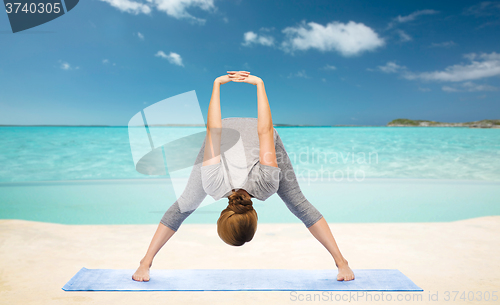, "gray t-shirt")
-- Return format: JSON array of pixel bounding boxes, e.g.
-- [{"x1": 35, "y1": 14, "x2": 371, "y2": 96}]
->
[
  {"x1": 200, "y1": 117, "x2": 281, "y2": 201},
  {"x1": 160, "y1": 117, "x2": 324, "y2": 231}
]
